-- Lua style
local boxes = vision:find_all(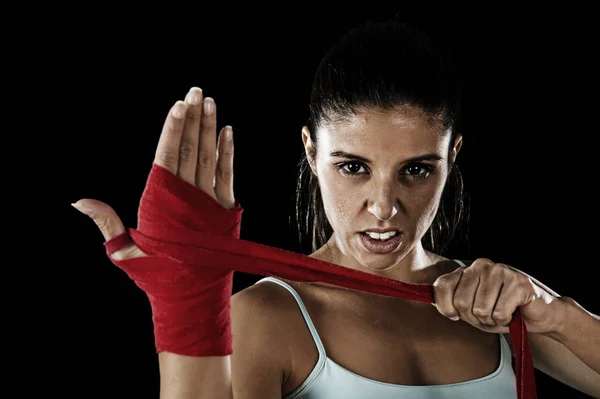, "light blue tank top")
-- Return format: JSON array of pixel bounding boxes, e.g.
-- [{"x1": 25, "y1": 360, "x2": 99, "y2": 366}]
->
[{"x1": 254, "y1": 264, "x2": 517, "y2": 398}]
